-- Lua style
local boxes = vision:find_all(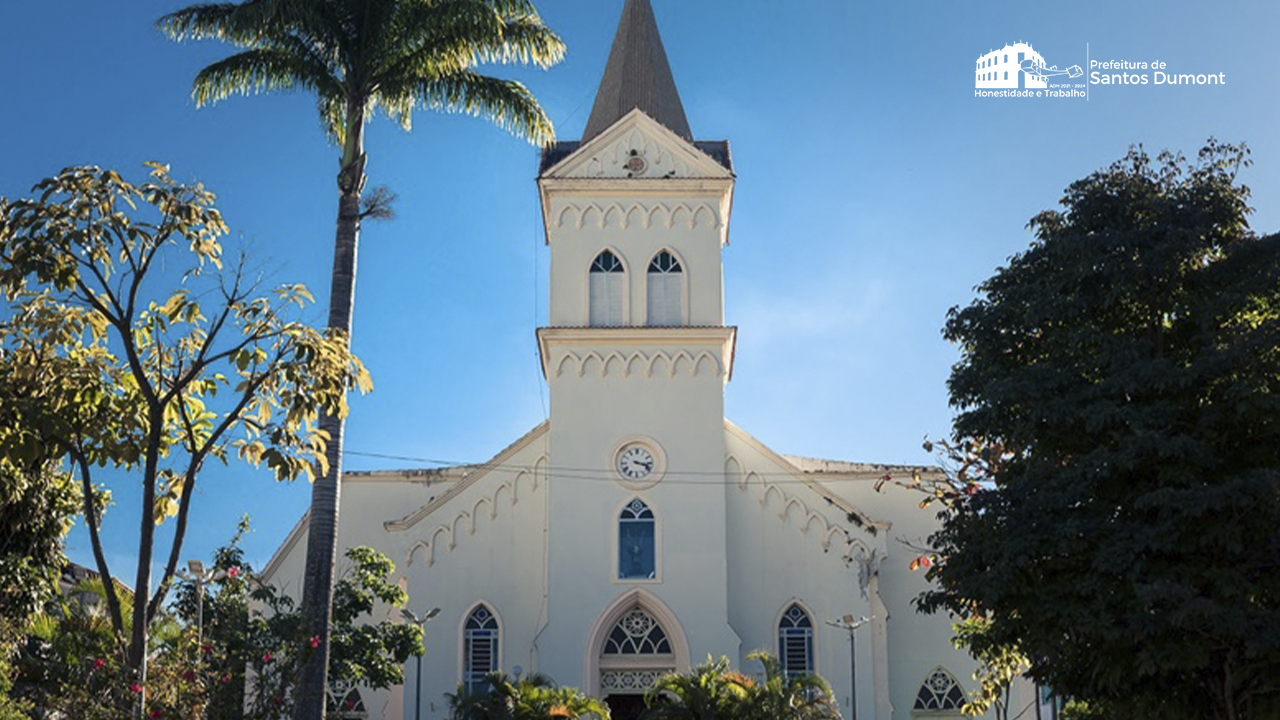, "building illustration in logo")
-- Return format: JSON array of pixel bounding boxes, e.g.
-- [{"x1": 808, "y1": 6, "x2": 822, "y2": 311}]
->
[{"x1": 975, "y1": 41, "x2": 1082, "y2": 89}]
